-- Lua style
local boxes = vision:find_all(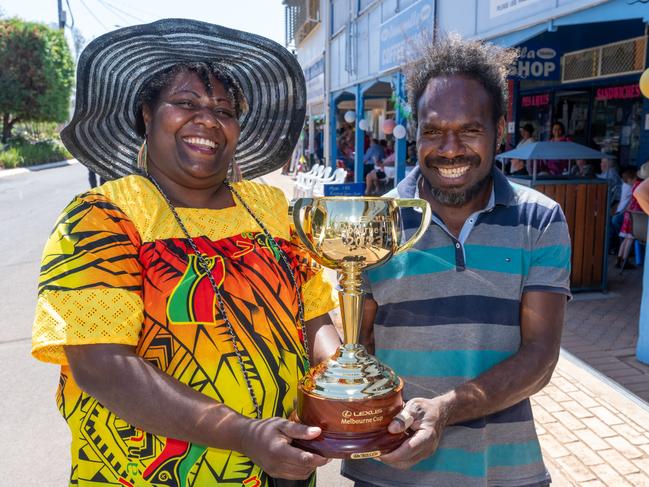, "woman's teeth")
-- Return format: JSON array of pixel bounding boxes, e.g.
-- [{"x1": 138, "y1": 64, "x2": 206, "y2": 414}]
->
[
  {"x1": 183, "y1": 137, "x2": 217, "y2": 149},
  {"x1": 437, "y1": 165, "x2": 470, "y2": 179}
]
